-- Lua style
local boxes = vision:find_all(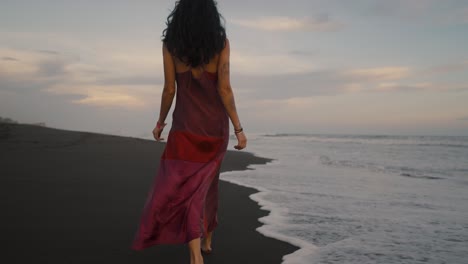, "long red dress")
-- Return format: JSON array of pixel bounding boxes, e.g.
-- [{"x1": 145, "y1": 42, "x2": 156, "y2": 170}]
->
[{"x1": 131, "y1": 68, "x2": 229, "y2": 250}]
